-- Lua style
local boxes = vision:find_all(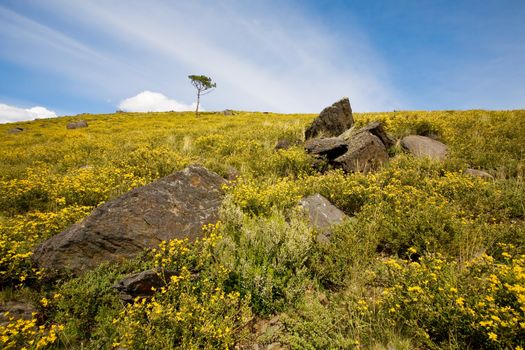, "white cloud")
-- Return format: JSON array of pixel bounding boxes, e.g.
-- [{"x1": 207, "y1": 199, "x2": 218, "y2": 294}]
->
[
  {"x1": 118, "y1": 91, "x2": 197, "y2": 112},
  {"x1": 0, "y1": 103, "x2": 57, "y2": 123}
]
